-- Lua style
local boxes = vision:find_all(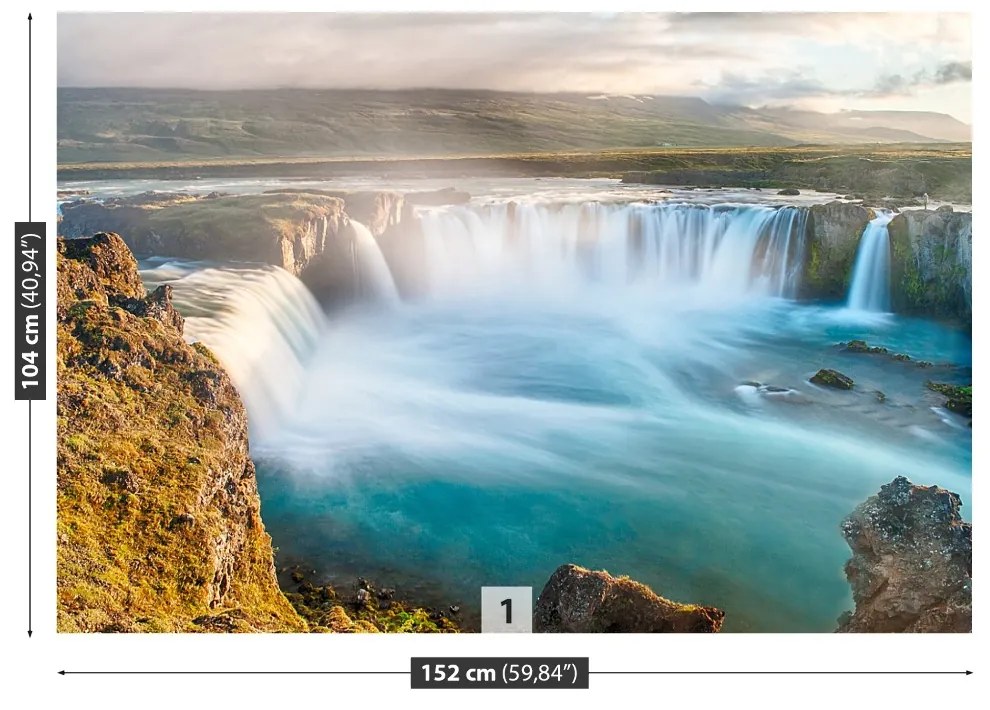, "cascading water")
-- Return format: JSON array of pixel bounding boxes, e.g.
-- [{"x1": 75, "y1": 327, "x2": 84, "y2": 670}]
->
[
  {"x1": 846, "y1": 212, "x2": 895, "y2": 312},
  {"x1": 350, "y1": 221, "x2": 401, "y2": 305},
  {"x1": 137, "y1": 194, "x2": 968, "y2": 632},
  {"x1": 140, "y1": 261, "x2": 326, "y2": 439},
  {"x1": 417, "y1": 202, "x2": 808, "y2": 300}
]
